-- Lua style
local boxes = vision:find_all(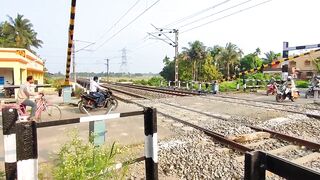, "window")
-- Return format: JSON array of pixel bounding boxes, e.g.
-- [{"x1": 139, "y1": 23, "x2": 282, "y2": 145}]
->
[
  {"x1": 290, "y1": 61, "x2": 296, "y2": 66},
  {"x1": 306, "y1": 72, "x2": 313, "y2": 78},
  {"x1": 304, "y1": 60, "x2": 311, "y2": 66}
]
